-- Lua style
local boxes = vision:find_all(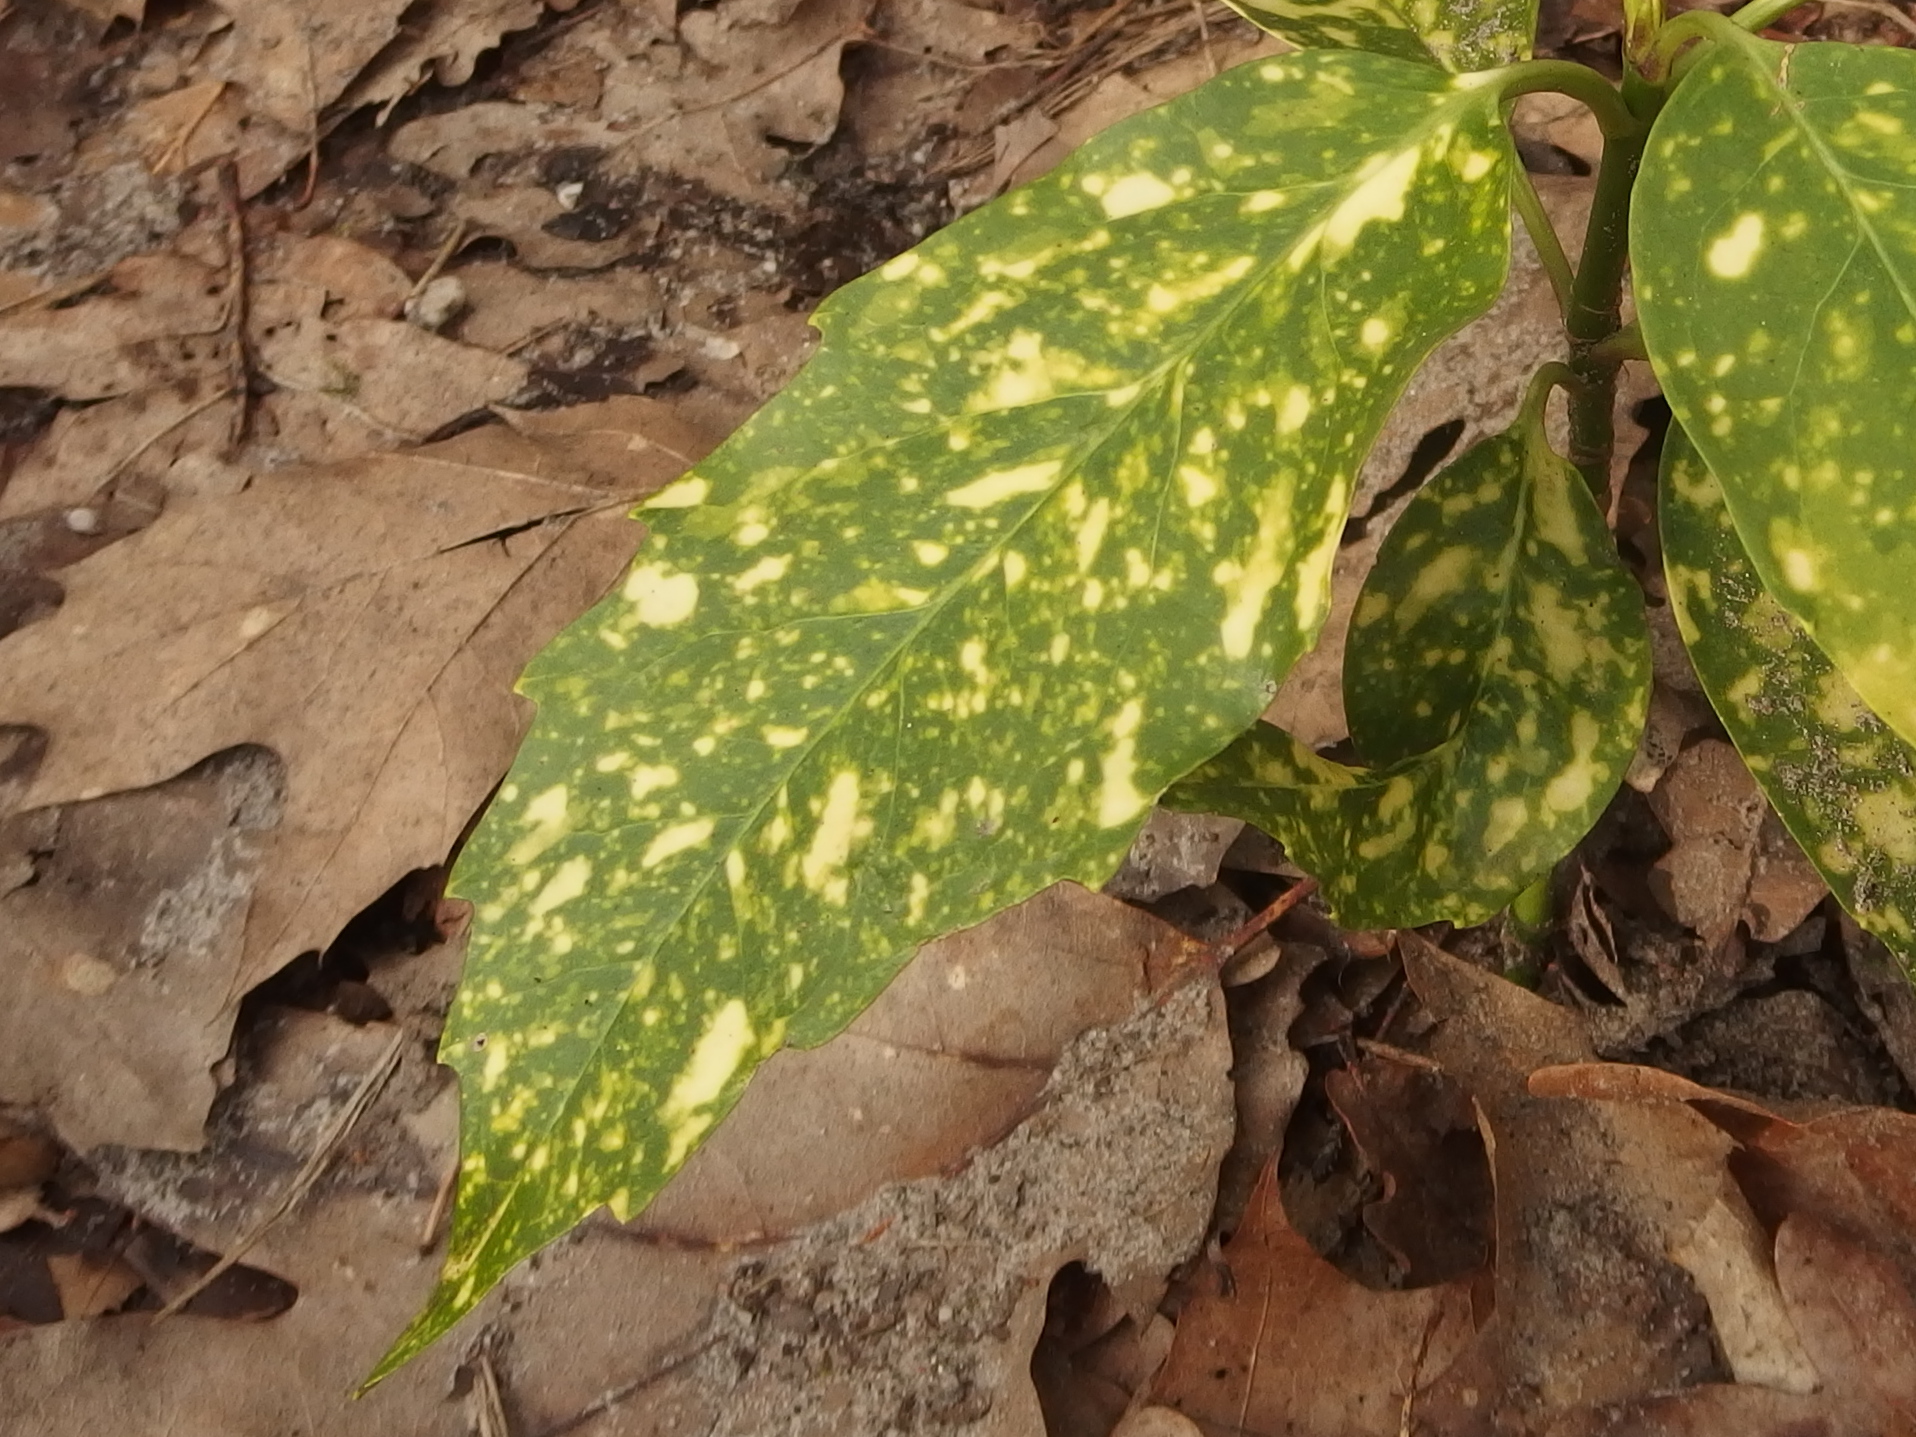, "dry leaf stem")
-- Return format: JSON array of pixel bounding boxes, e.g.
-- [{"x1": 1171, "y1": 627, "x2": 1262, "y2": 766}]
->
[{"x1": 153, "y1": 1027, "x2": 405, "y2": 1320}]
